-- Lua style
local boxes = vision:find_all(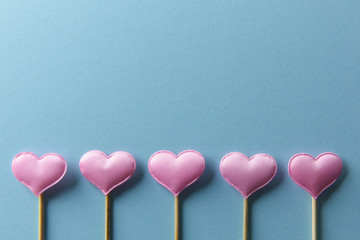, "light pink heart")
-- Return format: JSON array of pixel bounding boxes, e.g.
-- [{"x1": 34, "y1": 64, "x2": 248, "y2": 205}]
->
[
  {"x1": 288, "y1": 152, "x2": 343, "y2": 199},
  {"x1": 12, "y1": 152, "x2": 67, "y2": 197},
  {"x1": 79, "y1": 150, "x2": 136, "y2": 195},
  {"x1": 148, "y1": 150, "x2": 205, "y2": 196},
  {"x1": 220, "y1": 152, "x2": 277, "y2": 199}
]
